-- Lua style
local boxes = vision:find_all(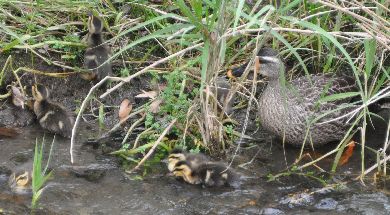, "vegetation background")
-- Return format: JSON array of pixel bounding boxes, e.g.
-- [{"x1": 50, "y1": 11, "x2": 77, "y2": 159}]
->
[{"x1": 0, "y1": 0, "x2": 389, "y2": 178}]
